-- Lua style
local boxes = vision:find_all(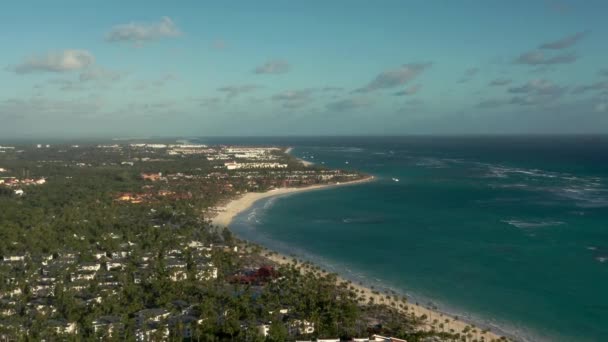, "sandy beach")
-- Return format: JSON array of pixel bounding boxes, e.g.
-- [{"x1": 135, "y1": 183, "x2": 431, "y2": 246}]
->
[
  {"x1": 212, "y1": 176, "x2": 373, "y2": 227},
  {"x1": 212, "y1": 177, "x2": 509, "y2": 342}
]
